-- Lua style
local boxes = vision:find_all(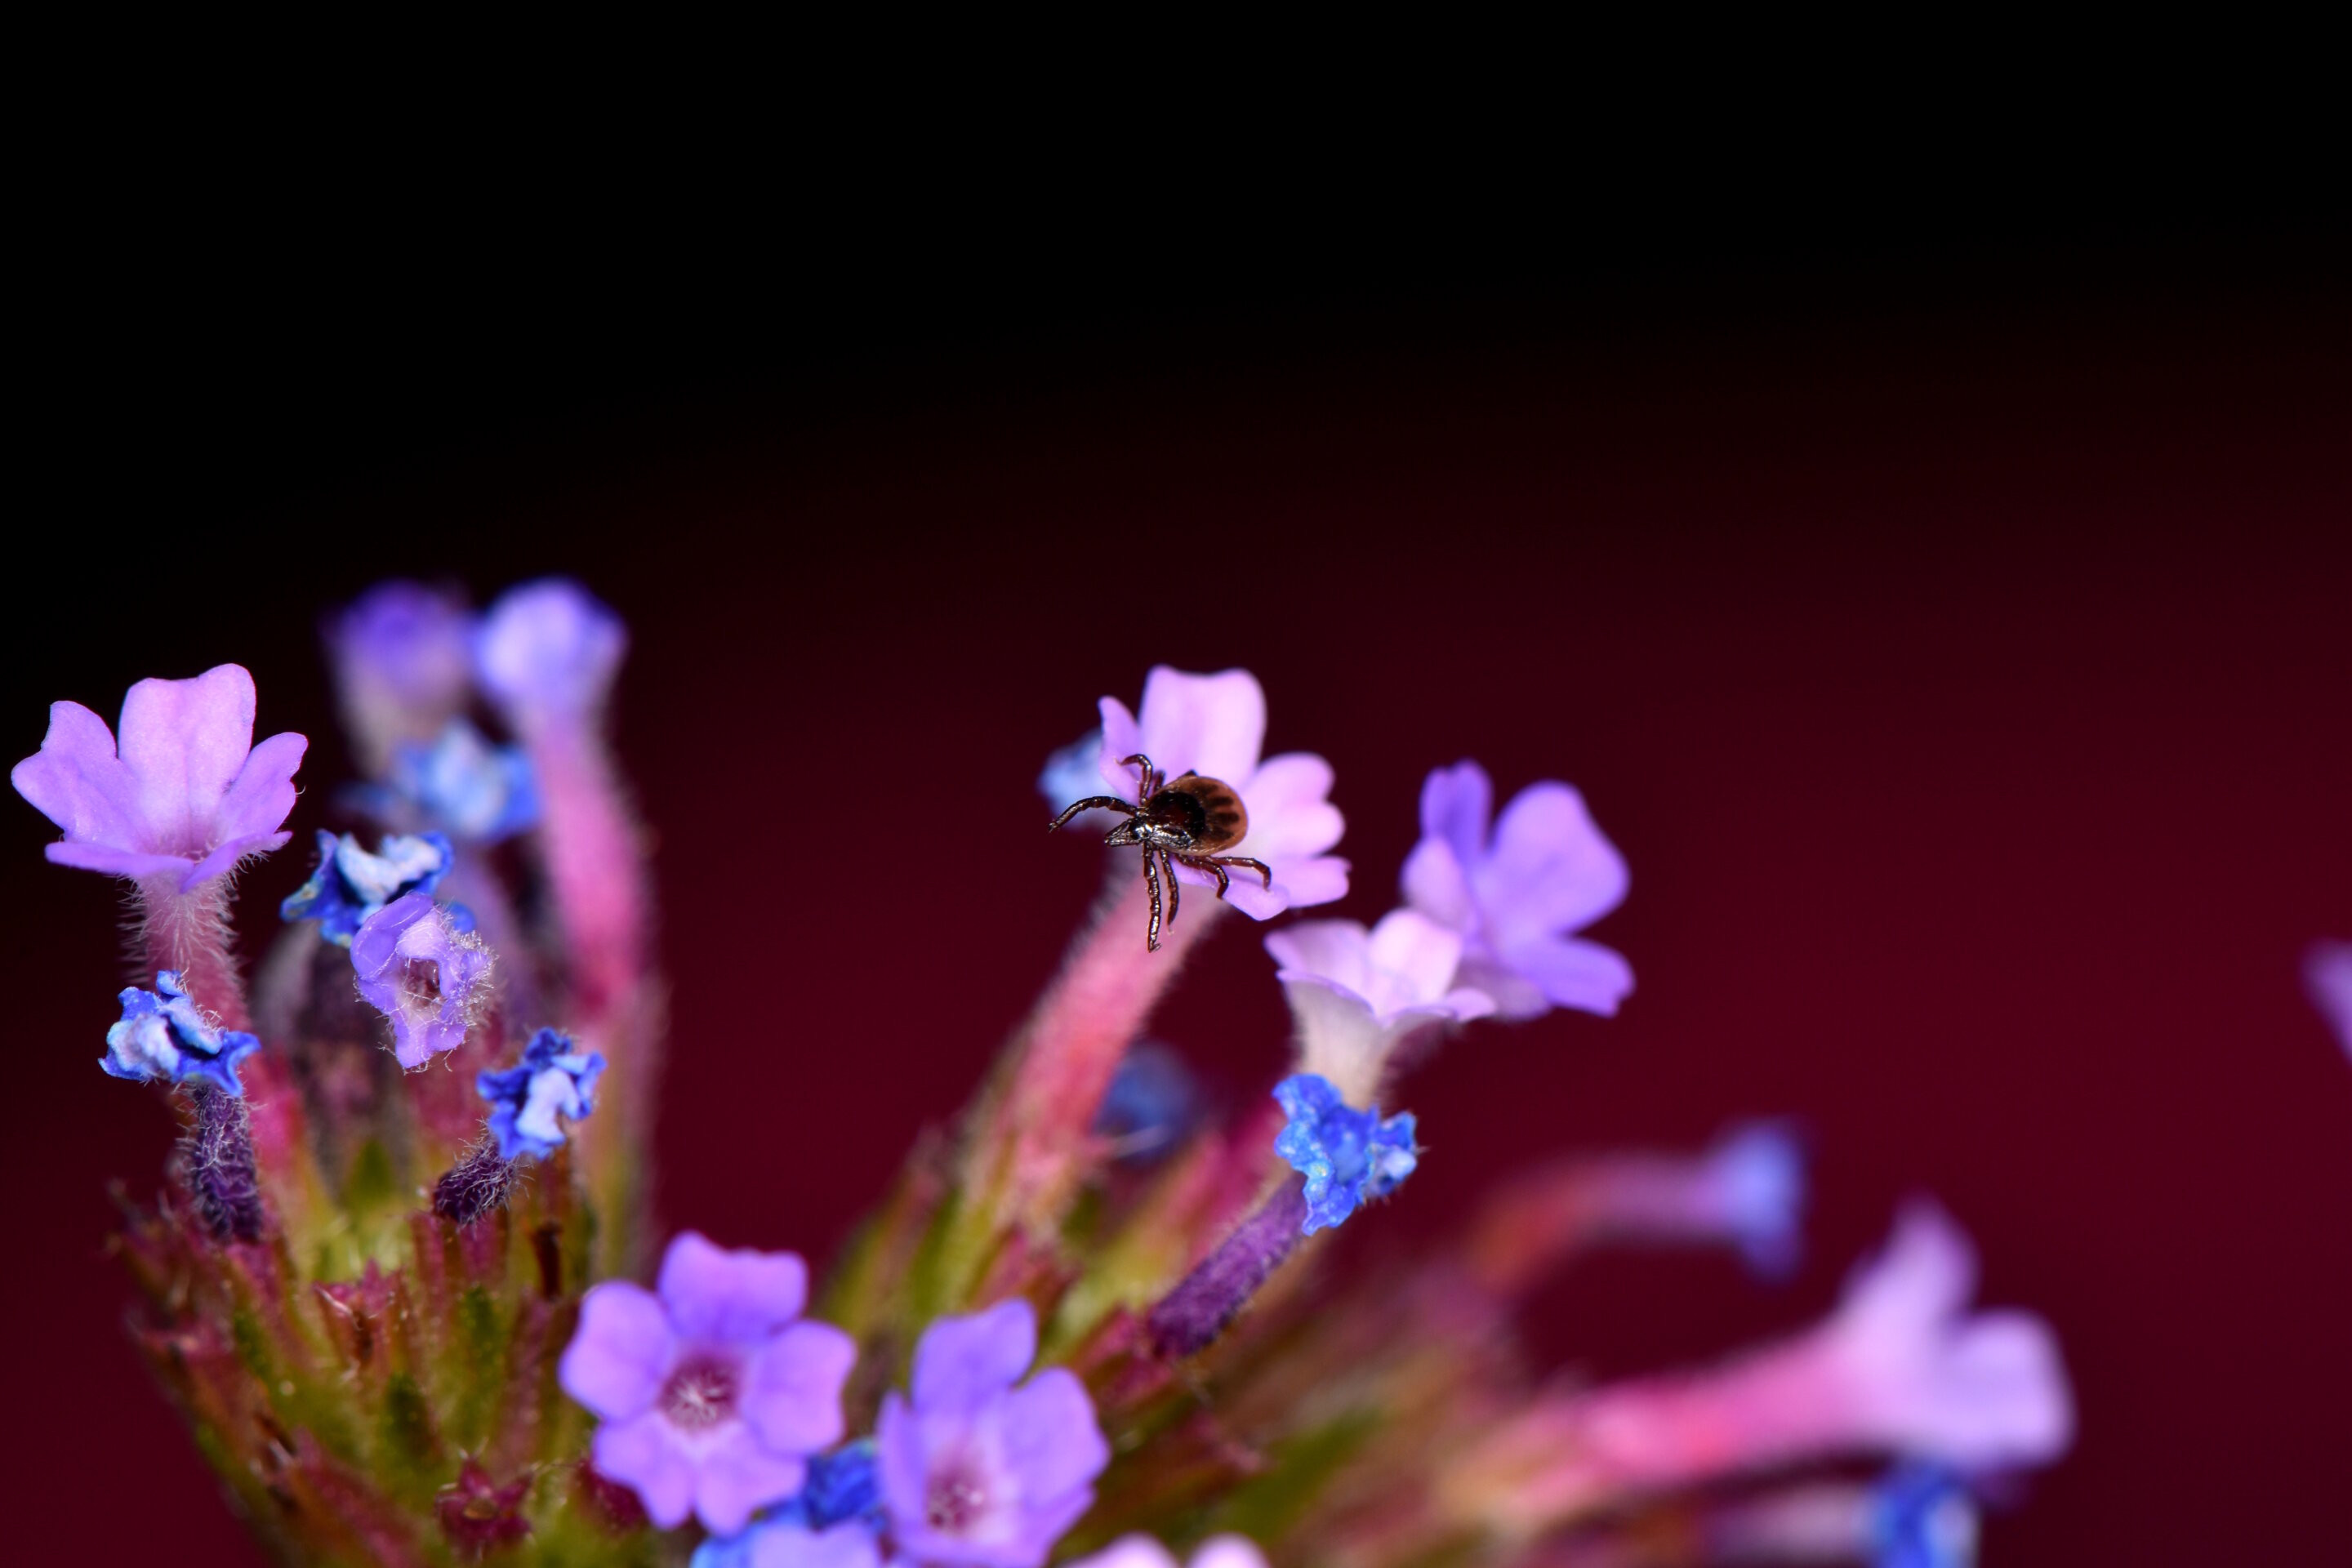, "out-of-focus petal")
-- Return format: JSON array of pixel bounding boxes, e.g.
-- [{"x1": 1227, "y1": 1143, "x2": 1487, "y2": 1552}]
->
[
  {"x1": 742, "y1": 1321, "x2": 855, "y2": 1454},
  {"x1": 1400, "y1": 837, "x2": 1473, "y2": 929},
  {"x1": 659, "y1": 1233, "x2": 811, "y2": 1344},
  {"x1": 1232, "y1": 753, "x2": 1341, "y2": 858},
  {"x1": 746, "y1": 1522, "x2": 887, "y2": 1568},
  {"x1": 594, "y1": 1411, "x2": 697, "y2": 1529},
  {"x1": 994, "y1": 1368, "x2": 1111, "y2": 1507},
  {"x1": 911, "y1": 1298, "x2": 1036, "y2": 1414},
  {"x1": 692, "y1": 1426, "x2": 809, "y2": 1536},
  {"x1": 1096, "y1": 697, "x2": 1144, "y2": 795},
  {"x1": 1065, "y1": 1539, "x2": 1182, "y2": 1568},
  {"x1": 1137, "y1": 666, "x2": 1266, "y2": 784},
  {"x1": 1364, "y1": 909, "x2": 1467, "y2": 1014},
  {"x1": 1477, "y1": 782, "x2": 1628, "y2": 940},
  {"x1": 476, "y1": 578, "x2": 626, "y2": 719},
  {"x1": 1189, "y1": 1539, "x2": 1272, "y2": 1568},
  {"x1": 559, "y1": 1282, "x2": 675, "y2": 1419},
  {"x1": 1419, "y1": 760, "x2": 1494, "y2": 871},
  {"x1": 1495, "y1": 934, "x2": 1635, "y2": 1017},
  {"x1": 1266, "y1": 920, "x2": 1374, "y2": 997}
]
